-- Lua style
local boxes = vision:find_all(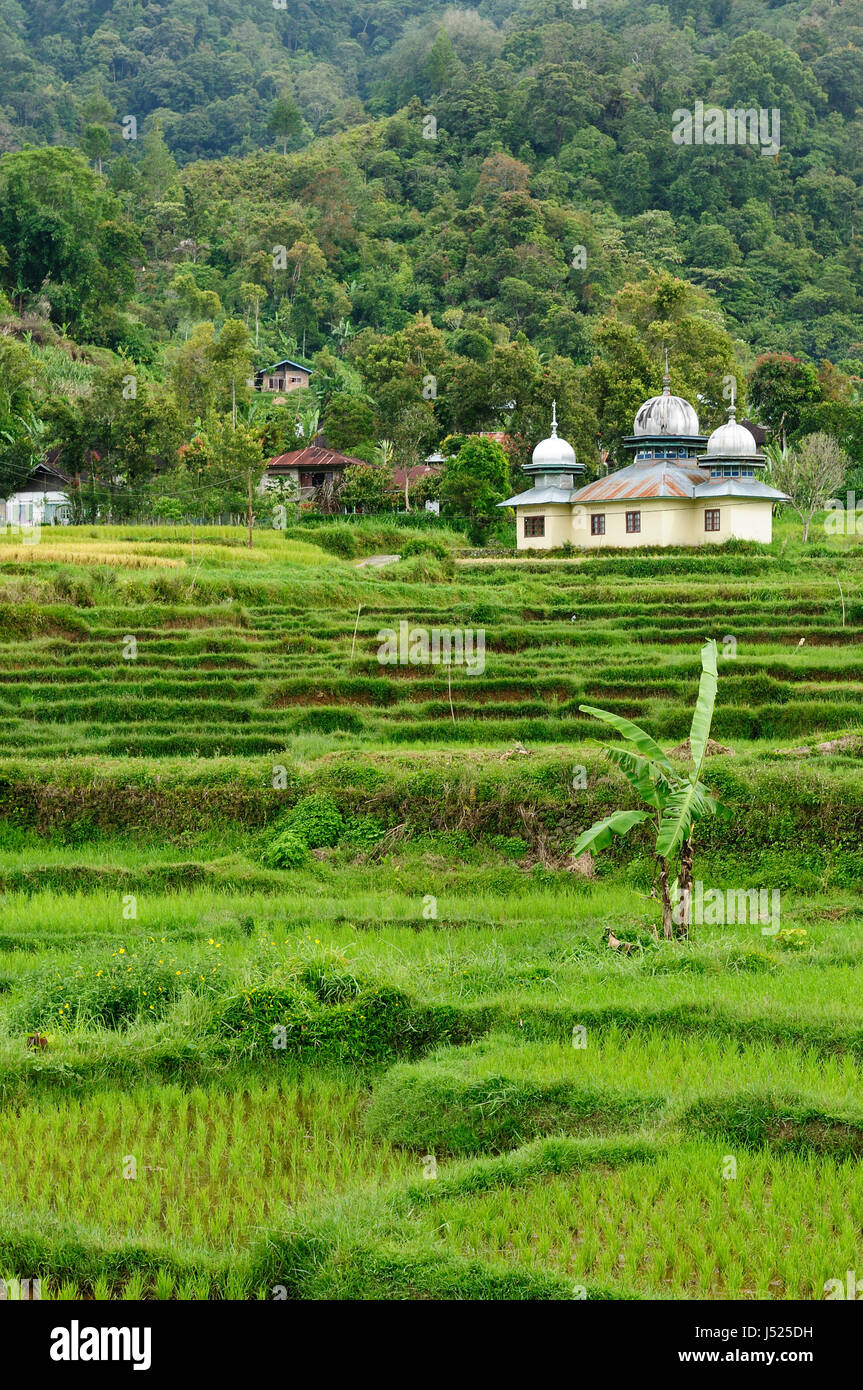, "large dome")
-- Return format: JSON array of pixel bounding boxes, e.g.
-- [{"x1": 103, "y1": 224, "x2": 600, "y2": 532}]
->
[
  {"x1": 705, "y1": 408, "x2": 760, "y2": 458},
  {"x1": 633, "y1": 390, "x2": 700, "y2": 437}
]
